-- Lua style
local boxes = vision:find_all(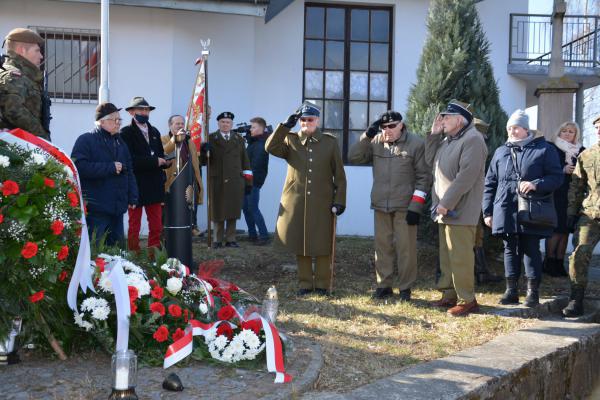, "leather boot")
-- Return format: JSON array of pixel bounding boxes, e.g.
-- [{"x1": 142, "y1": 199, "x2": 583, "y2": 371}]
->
[
  {"x1": 474, "y1": 247, "x2": 501, "y2": 284},
  {"x1": 554, "y1": 259, "x2": 568, "y2": 277},
  {"x1": 542, "y1": 257, "x2": 554, "y2": 276},
  {"x1": 524, "y1": 278, "x2": 540, "y2": 307},
  {"x1": 562, "y1": 285, "x2": 585, "y2": 317},
  {"x1": 499, "y1": 278, "x2": 519, "y2": 305}
]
